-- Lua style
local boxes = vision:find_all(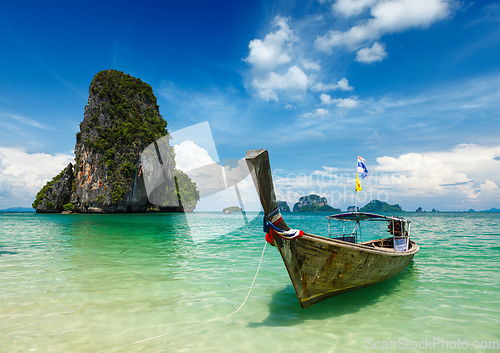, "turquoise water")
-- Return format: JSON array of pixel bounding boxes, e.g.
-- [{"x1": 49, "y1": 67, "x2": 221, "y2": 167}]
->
[{"x1": 1, "y1": 212, "x2": 499, "y2": 352}]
